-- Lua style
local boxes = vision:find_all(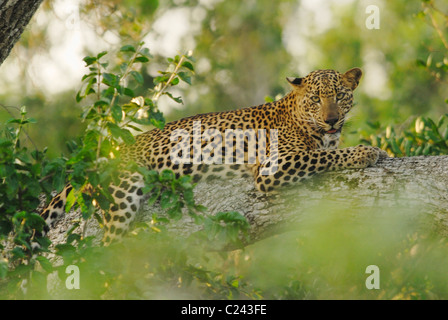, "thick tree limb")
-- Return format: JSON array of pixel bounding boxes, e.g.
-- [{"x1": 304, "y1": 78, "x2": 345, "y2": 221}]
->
[
  {"x1": 143, "y1": 155, "x2": 448, "y2": 245},
  {"x1": 0, "y1": 0, "x2": 43, "y2": 66},
  {"x1": 46, "y1": 155, "x2": 448, "y2": 247}
]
